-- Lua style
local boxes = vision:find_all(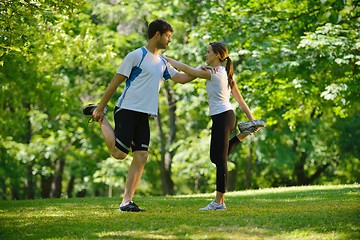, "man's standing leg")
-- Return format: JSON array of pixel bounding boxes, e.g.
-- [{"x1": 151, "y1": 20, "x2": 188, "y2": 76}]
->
[
  {"x1": 119, "y1": 111, "x2": 150, "y2": 212},
  {"x1": 122, "y1": 150, "x2": 148, "y2": 205}
]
